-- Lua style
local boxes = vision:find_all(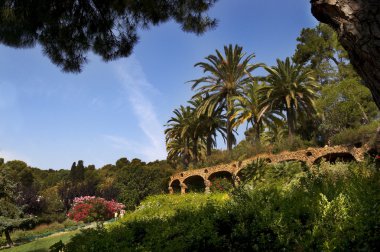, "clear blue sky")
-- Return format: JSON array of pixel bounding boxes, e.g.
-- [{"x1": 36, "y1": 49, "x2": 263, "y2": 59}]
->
[{"x1": 0, "y1": 0, "x2": 317, "y2": 169}]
